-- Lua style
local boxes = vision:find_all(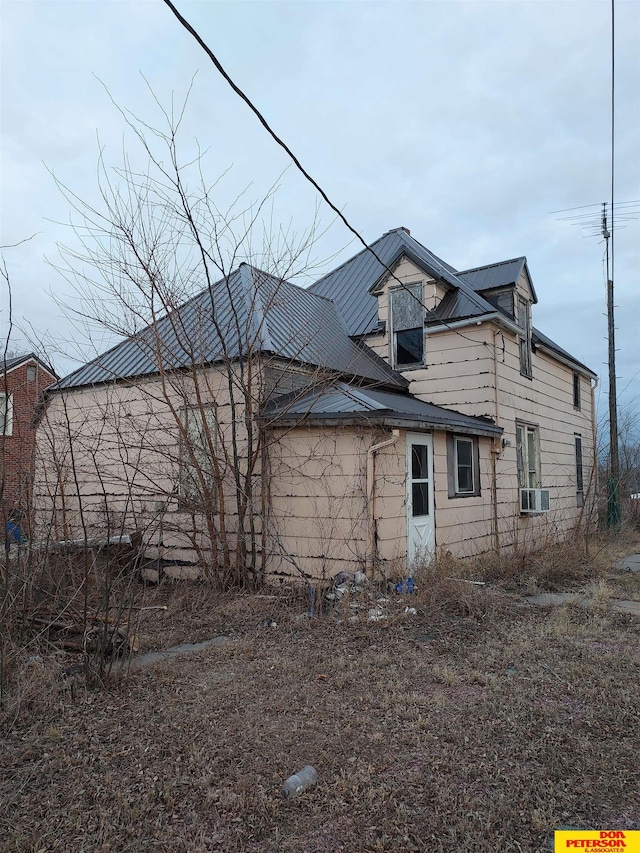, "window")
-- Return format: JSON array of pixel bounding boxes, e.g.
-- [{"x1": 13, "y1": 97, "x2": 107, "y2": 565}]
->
[
  {"x1": 0, "y1": 393, "x2": 13, "y2": 436},
  {"x1": 517, "y1": 296, "x2": 532, "y2": 378},
  {"x1": 484, "y1": 287, "x2": 515, "y2": 319},
  {"x1": 27, "y1": 365, "x2": 37, "y2": 382},
  {"x1": 516, "y1": 422, "x2": 540, "y2": 489},
  {"x1": 390, "y1": 284, "x2": 424, "y2": 368},
  {"x1": 575, "y1": 434, "x2": 584, "y2": 507},
  {"x1": 179, "y1": 406, "x2": 218, "y2": 507},
  {"x1": 396, "y1": 329, "x2": 424, "y2": 366},
  {"x1": 447, "y1": 434, "x2": 481, "y2": 497},
  {"x1": 573, "y1": 372, "x2": 581, "y2": 410}
]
